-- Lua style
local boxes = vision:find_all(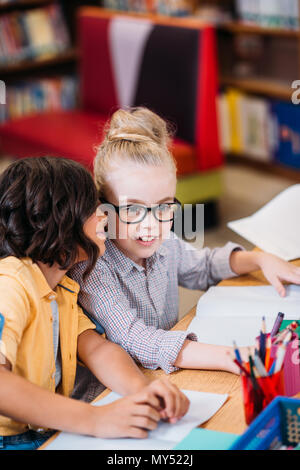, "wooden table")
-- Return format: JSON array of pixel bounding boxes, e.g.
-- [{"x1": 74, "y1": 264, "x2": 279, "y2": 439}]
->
[
  {"x1": 94, "y1": 261, "x2": 300, "y2": 436},
  {"x1": 42, "y1": 260, "x2": 300, "y2": 448}
]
